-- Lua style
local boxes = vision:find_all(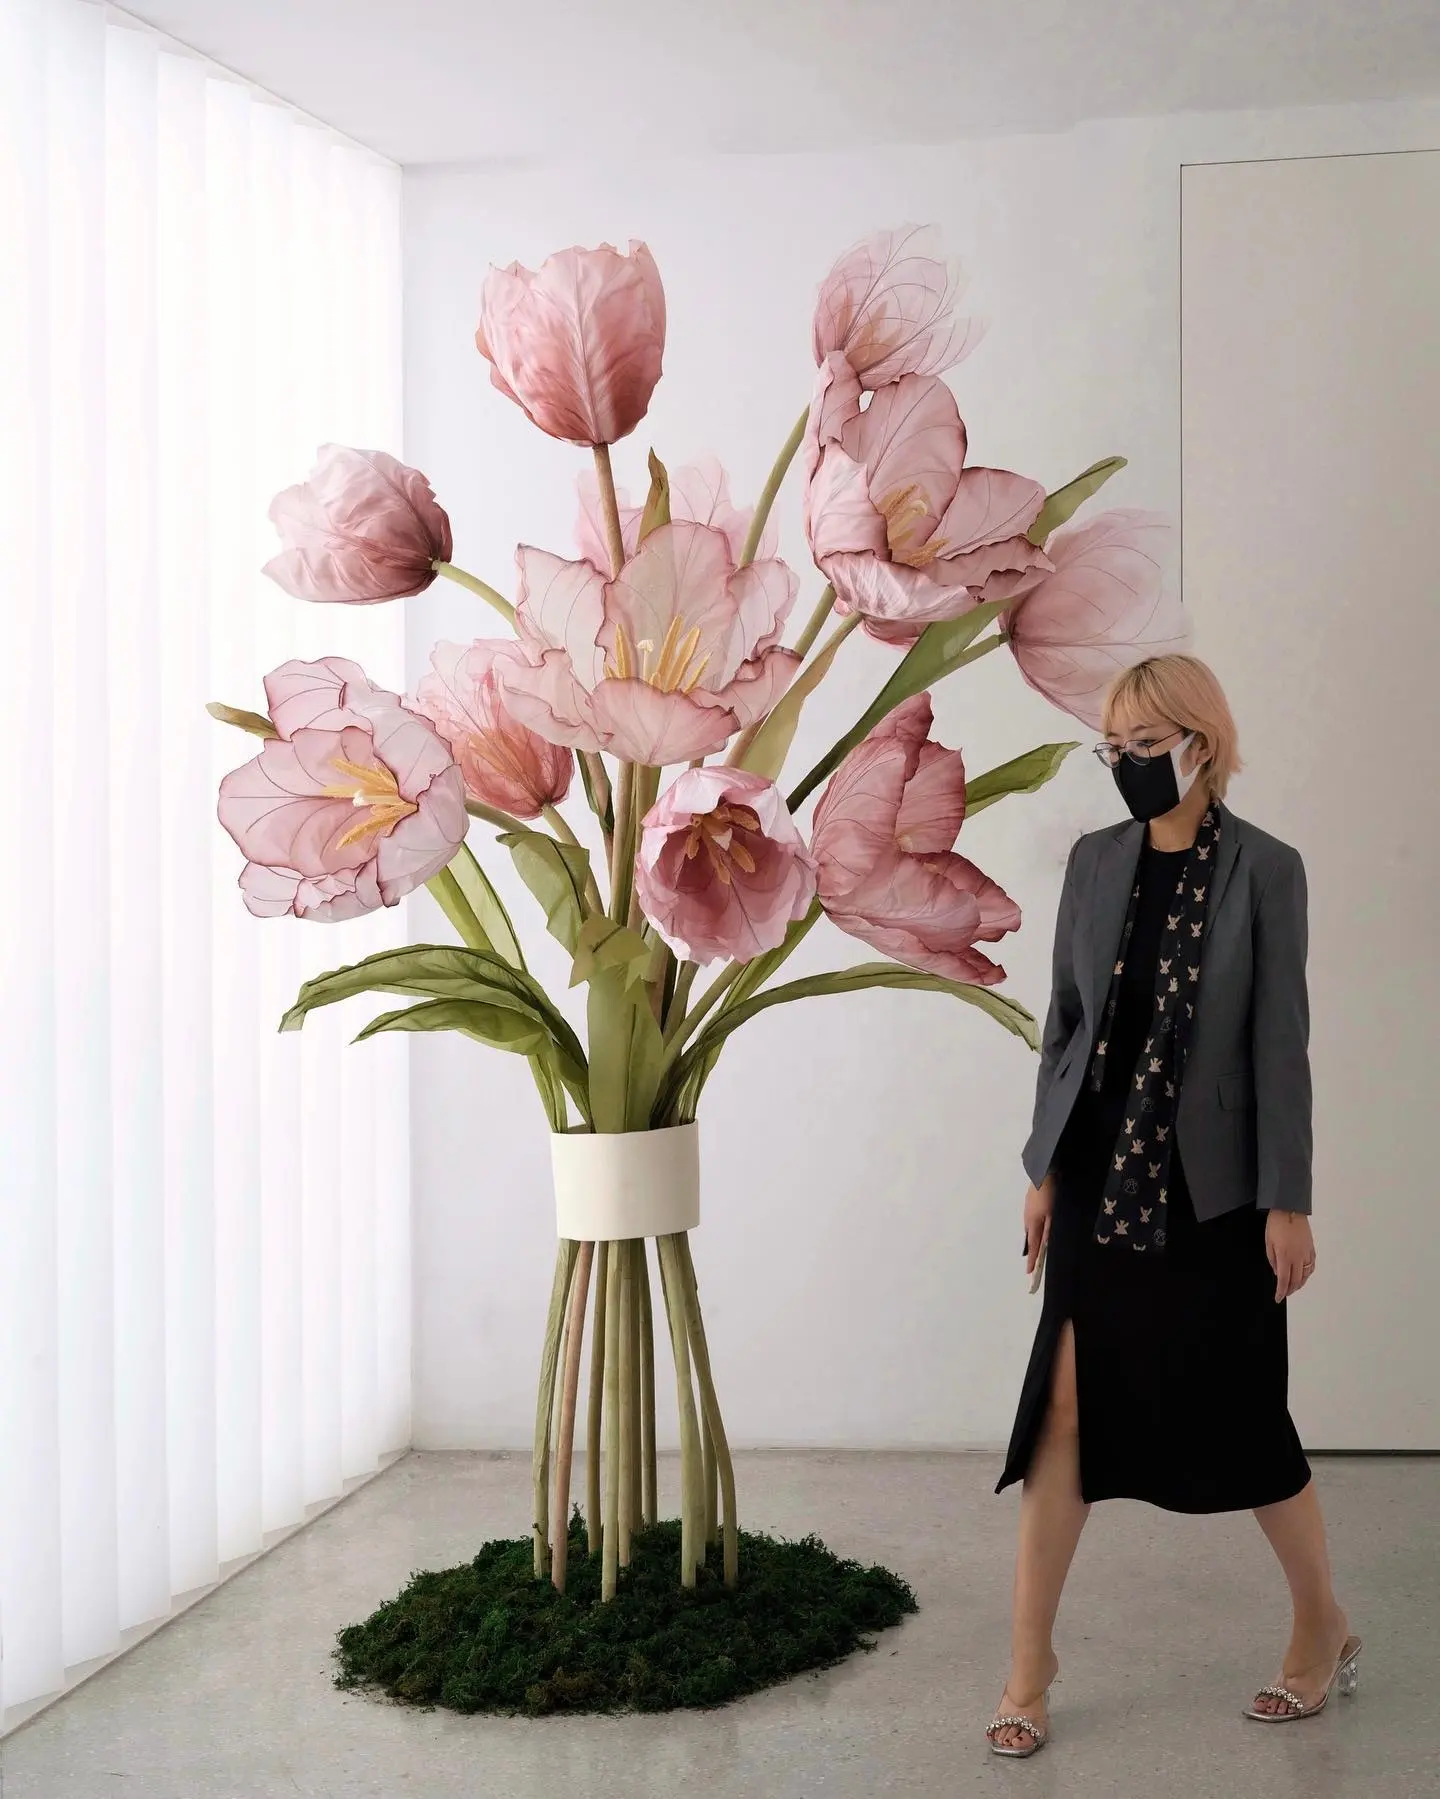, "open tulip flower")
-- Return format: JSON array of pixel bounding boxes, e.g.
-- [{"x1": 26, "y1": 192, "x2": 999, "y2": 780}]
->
[
  {"x1": 806, "y1": 365, "x2": 1051, "y2": 630},
  {"x1": 811, "y1": 694, "x2": 1021, "y2": 985},
  {"x1": 636, "y1": 768, "x2": 817, "y2": 965},
  {"x1": 411, "y1": 640, "x2": 573, "y2": 819},
  {"x1": 264, "y1": 445, "x2": 452, "y2": 604},
  {"x1": 476, "y1": 240, "x2": 666, "y2": 448},
  {"x1": 215, "y1": 221, "x2": 1180, "y2": 1605},
  {"x1": 498, "y1": 521, "x2": 800, "y2": 765}
]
